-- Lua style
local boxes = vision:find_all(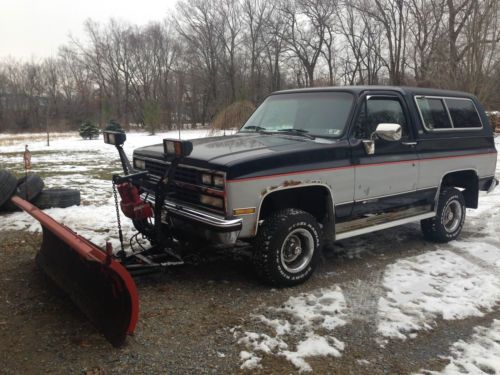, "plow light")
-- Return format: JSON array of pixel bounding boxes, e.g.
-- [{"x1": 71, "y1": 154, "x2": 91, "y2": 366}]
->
[
  {"x1": 163, "y1": 139, "x2": 193, "y2": 157},
  {"x1": 103, "y1": 131, "x2": 126, "y2": 146}
]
